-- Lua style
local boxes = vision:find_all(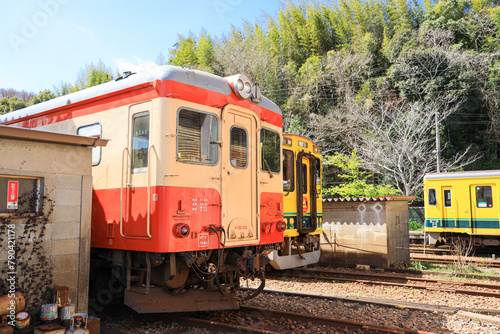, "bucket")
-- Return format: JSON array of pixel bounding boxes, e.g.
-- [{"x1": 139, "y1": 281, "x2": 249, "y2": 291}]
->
[
  {"x1": 15, "y1": 311, "x2": 30, "y2": 329},
  {"x1": 58, "y1": 304, "x2": 75, "y2": 321},
  {"x1": 40, "y1": 303, "x2": 58, "y2": 321}
]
